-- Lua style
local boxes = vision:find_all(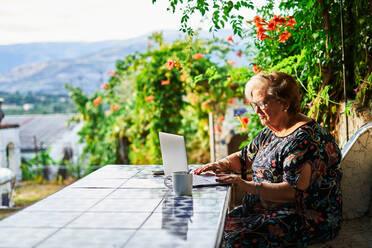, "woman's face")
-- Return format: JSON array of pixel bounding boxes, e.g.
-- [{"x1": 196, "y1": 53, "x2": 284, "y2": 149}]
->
[{"x1": 250, "y1": 86, "x2": 286, "y2": 127}]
